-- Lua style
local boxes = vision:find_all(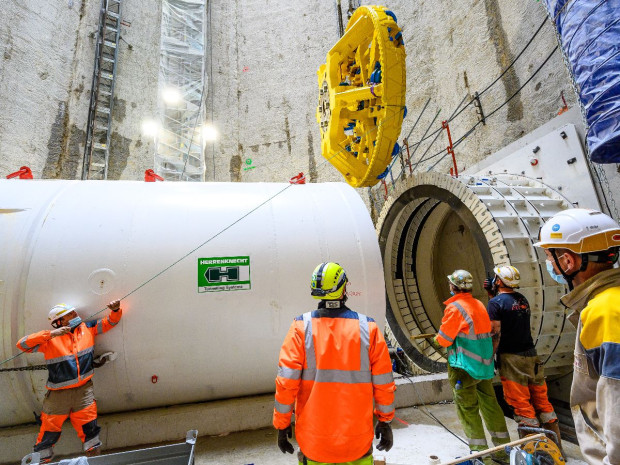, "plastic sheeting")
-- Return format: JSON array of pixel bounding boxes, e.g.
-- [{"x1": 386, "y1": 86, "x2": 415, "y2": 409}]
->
[
  {"x1": 543, "y1": 0, "x2": 620, "y2": 163},
  {"x1": 154, "y1": 0, "x2": 207, "y2": 181}
]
